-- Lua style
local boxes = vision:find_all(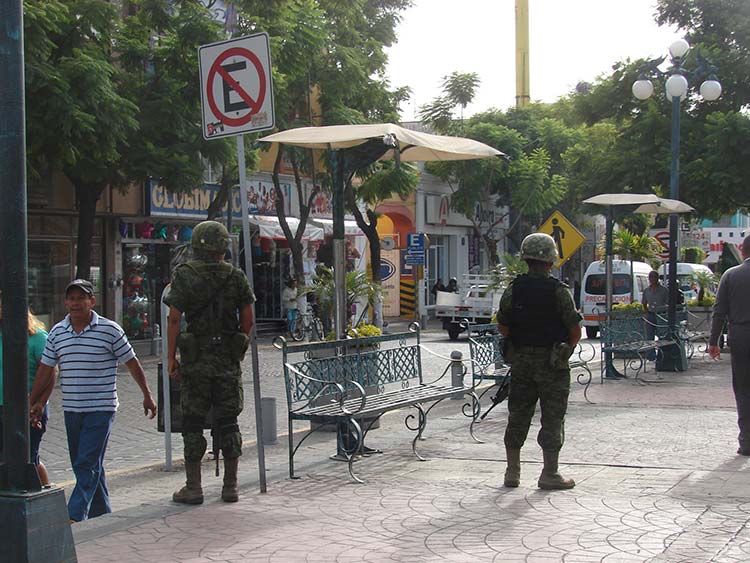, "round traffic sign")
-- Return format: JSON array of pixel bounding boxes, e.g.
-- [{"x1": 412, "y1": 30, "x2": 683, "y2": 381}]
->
[{"x1": 206, "y1": 47, "x2": 266, "y2": 127}]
